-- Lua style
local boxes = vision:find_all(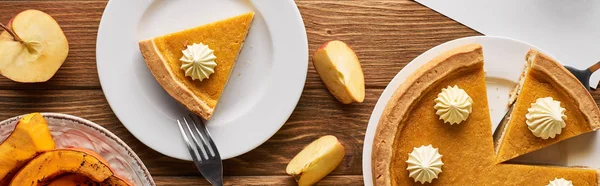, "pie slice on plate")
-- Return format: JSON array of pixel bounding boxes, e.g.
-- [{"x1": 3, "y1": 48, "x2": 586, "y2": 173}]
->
[
  {"x1": 372, "y1": 44, "x2": 599, "y2": 185},
  {"x1": 495, "y1": 50, "x2": 600, "y2": 163},
  {"x1": 139, "y1": 12, "x2": 254, "y2": 120}
]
